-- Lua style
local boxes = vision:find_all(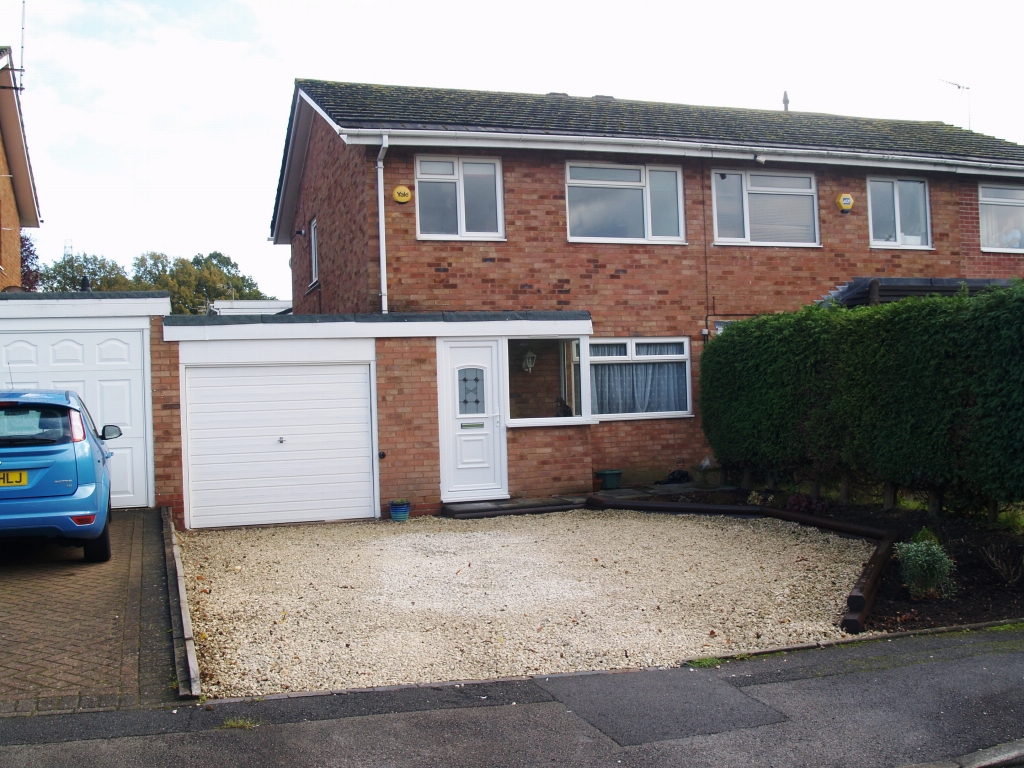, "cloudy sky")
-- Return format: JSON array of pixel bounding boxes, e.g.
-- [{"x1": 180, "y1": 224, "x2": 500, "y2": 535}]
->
[{"x1": 3, "y1": 0, "x2": 1022, "y2": 300}]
